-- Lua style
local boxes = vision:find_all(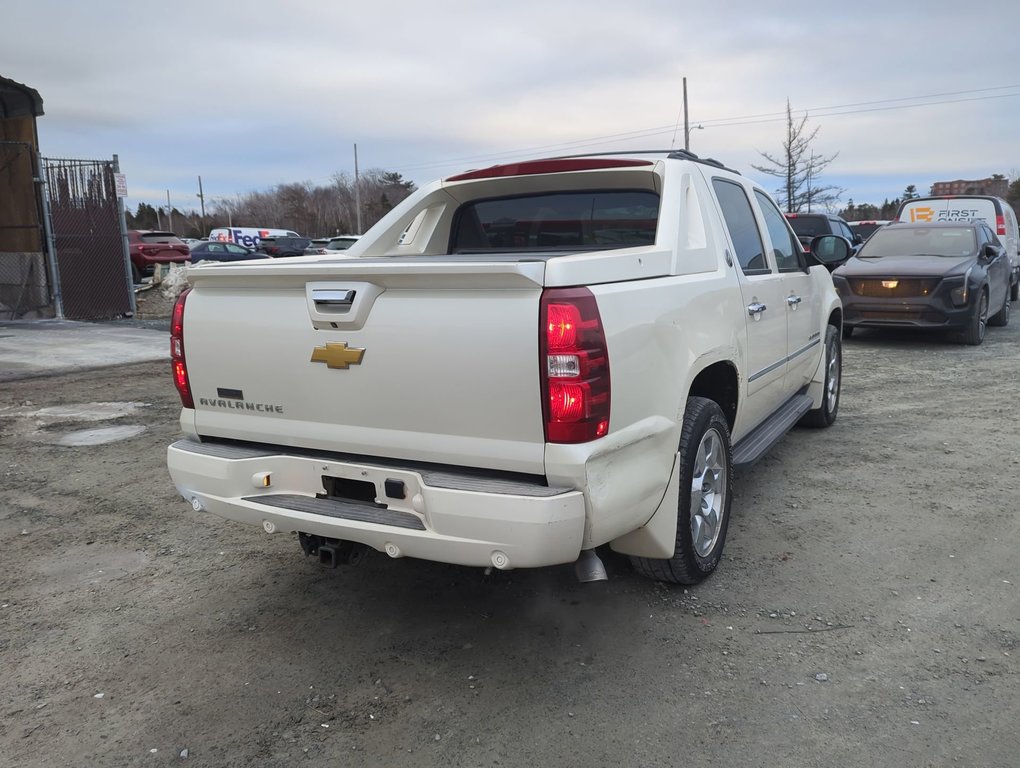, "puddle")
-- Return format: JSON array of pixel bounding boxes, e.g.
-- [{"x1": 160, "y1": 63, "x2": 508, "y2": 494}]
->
[
  {"x1": 31, "y1": 402, "x2": 149, "y2": 422},
  {"x1": 1, "y1": 401, "x2": 151, "y2": 442},
  {"x1": 53, "y1": 425, "x2": 148, "y2": 446}
]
